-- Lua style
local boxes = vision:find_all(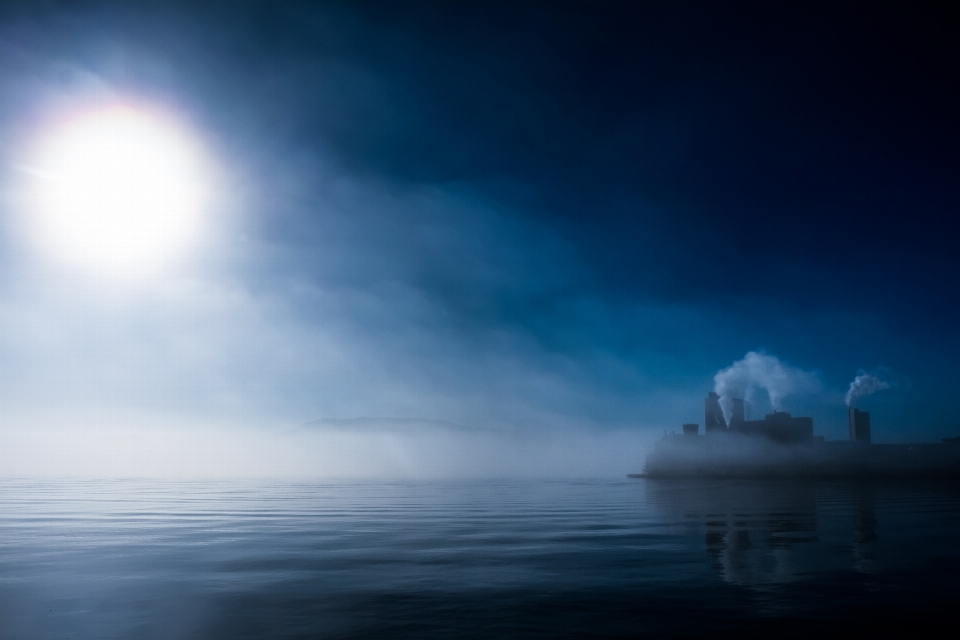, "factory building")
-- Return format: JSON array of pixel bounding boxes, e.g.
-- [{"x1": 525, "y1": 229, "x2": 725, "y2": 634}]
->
[
  {"x1": 700, "y1": 393, "x2": 814, "y2": 443},
  {"x1": 728, "y1": 397, "x2": 745, "y2": 428},
  {"x1": 849, "y1": 408, "x2": 871, "y2": 444},
  {"x1": 732, "y1": 411, "x2": 814, "y2": 444},
  {"x1": 704, "y1": 392, "x2": 727, "y2": 432}
]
